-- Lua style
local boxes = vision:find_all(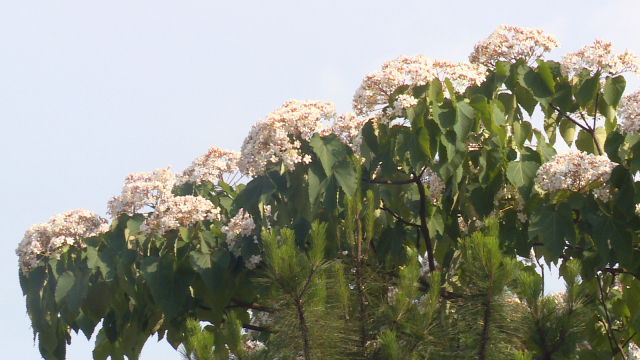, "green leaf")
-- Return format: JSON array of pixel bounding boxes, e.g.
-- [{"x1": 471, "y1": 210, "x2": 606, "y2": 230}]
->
[
  {"x1": 513, "y1": 121, "x2": 533, "y2": 148},
  {"x1": 234, "y1": 176, "x2": 275, "y2": 214},
  {"x1": 362, "y1": 121, "x2": 379, "y2": 155},
  {"x1": 553, "y1": 79, "x2": 574, "y2": 113},
  {"x1": 455, "y1": 101, "x2": 476, "y2": 140},
  {"x1": 533, "y1": 129, "x2": 557, "y2": 162},
  {"x1": 141, "y1": 255, "x2": 195, "y2": 320},
  {"x1": 333, "y1": 158, "x2": 358, "y2": 197},
  {"x1": 588, "y1": 213, "x2": 632, "y2": 265},
  {"x1": 576, "y1": 72, "x2": 600, "y2": 107},
  {"x1": 432, "y1": 100, "x2": 456, "y2": 129},
  {"x1": 308, "y1": 161, "x2": 327, "y2": 205},
  {"x1": 513, "y1": 85, "x2": 538, "y2": 116},
  {"x1": 428, "y1": 78, "x2": 444, "y2": 104},
  {"x1": 506, "y1": 161, "x2": 539, "y2": 198},
  {"x1": 604, "y1": 130, "x2": 625, "y2": 163},
  {"x1": 189, "y1": 249, "x2": 230, "y2": 295},
  {"x1": 528, "y1": 203, "x2": 575, "y2": 261},
  {"x1": 575, "y1": 127, "x2": 606, "y2": 155},
  {"x1": 519, "y1": 64, "x2": 554, "y2": 106},
  {"x1": 559, "y1": 117, "x2": 576, "y2": 147},
  {"x1": 310, "y1": 133, "x2": 350, "y2": 175},
  {"x1": 54, "y1": 266, "x2": 91, "y2": 315},
  {"x1": 603, "y1": 75, "x2": 626, "y2": 108}
]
